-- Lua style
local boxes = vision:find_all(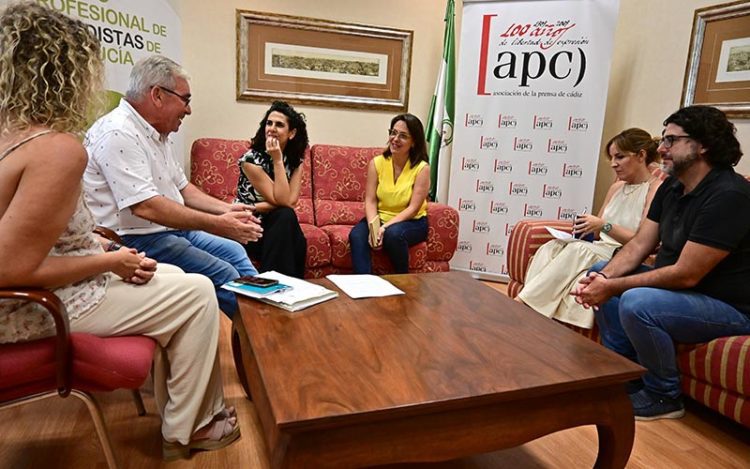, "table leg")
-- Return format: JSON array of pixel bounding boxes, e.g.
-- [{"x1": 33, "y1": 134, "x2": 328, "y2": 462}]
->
[
  {"x1": 594, "y1": 392, "x2": 635, "y2": 469},
  {"x1": 231, "y1": 319, "x2": 252, "y2": 400}
]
